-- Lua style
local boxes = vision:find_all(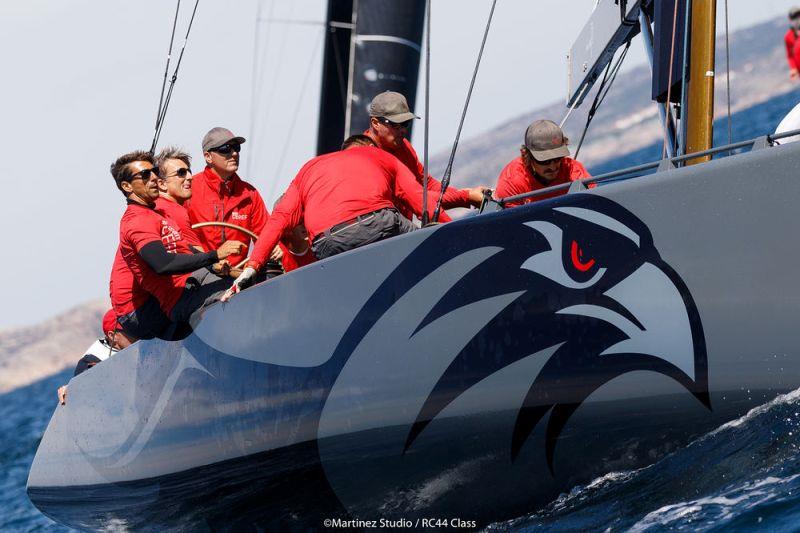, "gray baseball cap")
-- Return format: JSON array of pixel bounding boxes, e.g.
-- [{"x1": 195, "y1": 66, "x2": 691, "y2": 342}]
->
[
  {"x1": 368, "y1": 91, "x2": 420, "y2": 123},
  {"x1": 202, "y1": 127, "x2": 246, "y2": 152},
  {"x1": 524, "y1": 119, "x2": 570, "y2": 161}
]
